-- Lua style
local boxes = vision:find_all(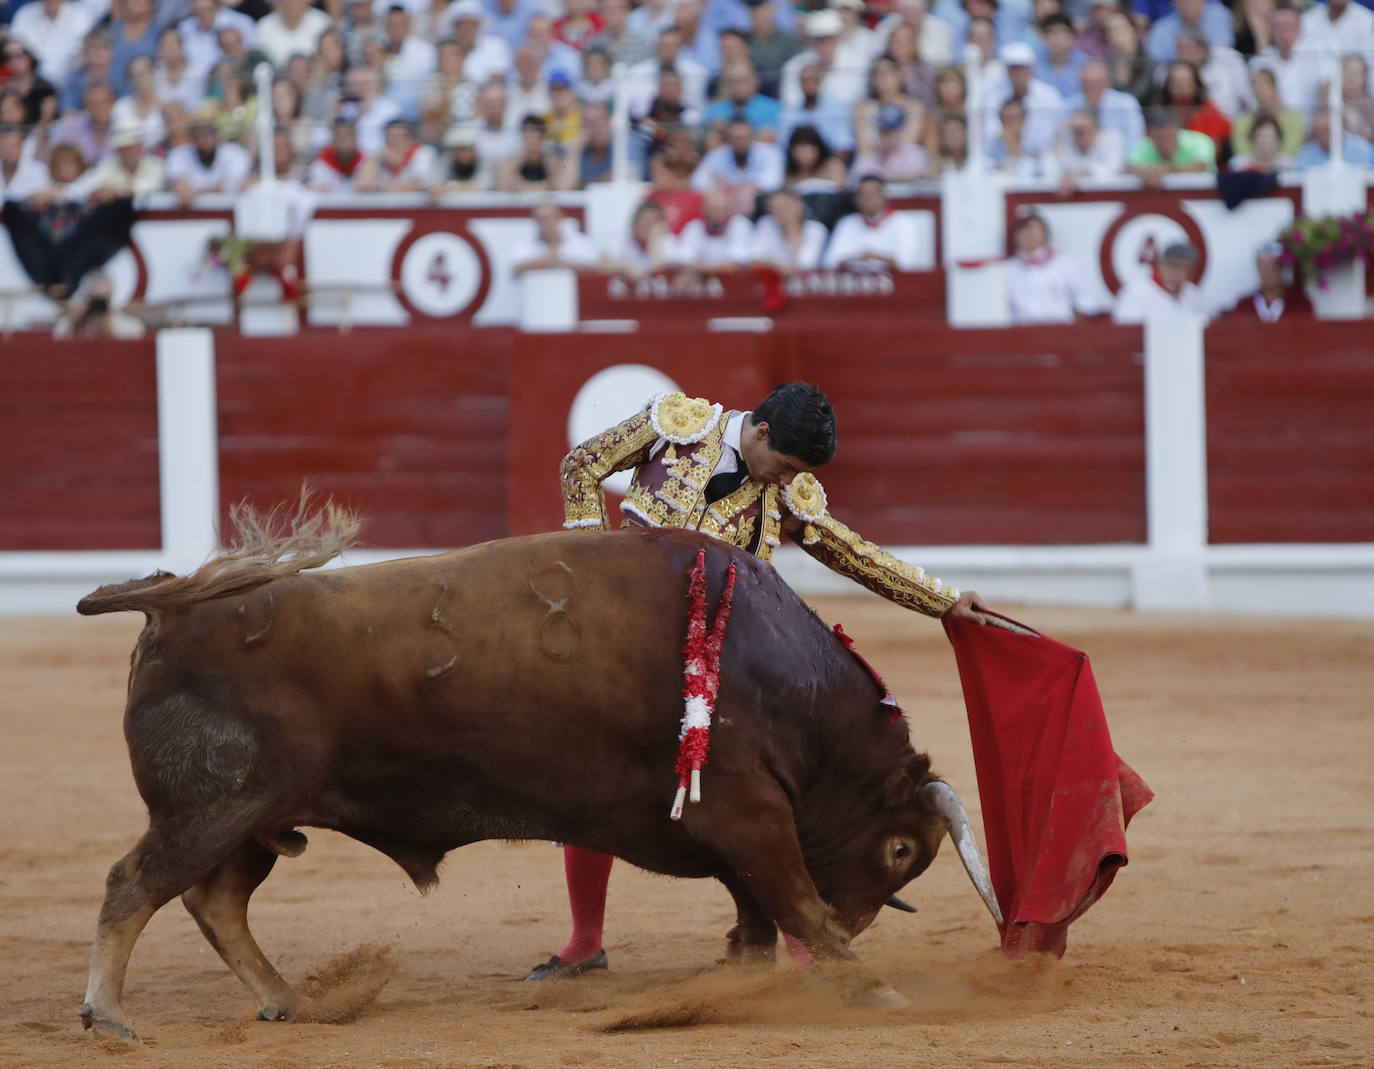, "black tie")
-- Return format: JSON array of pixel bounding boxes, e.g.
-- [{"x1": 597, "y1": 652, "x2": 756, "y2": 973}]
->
[{"x1": 705, "y1": 449, "x2": 750, "y2": 504}]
